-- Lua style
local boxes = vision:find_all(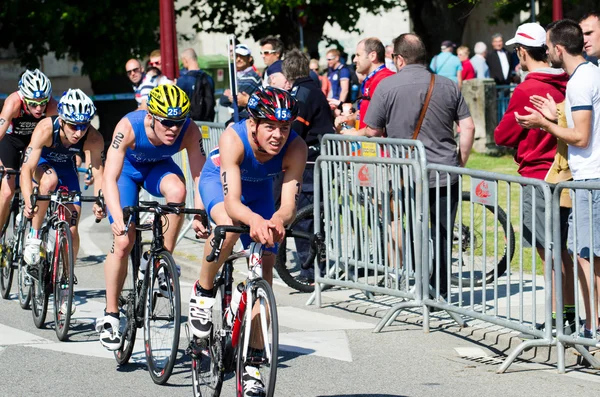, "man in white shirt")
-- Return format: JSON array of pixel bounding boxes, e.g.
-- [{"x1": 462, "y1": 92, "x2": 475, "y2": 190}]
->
[
  {"x1": 515, "y1": 19, "x2": 600, "y2": 338},
  {"x1": 486, "y1": 34, "x2": 511, "y2": 85}
]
